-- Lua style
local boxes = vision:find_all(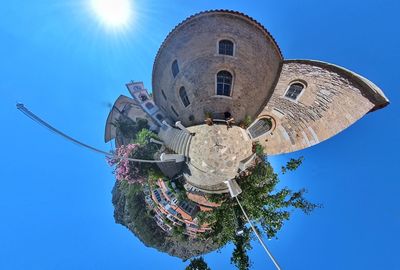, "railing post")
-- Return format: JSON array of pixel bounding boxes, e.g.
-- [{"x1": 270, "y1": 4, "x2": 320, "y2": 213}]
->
[{"x1": 175, "y1": 121, "x2": 191, "y2": 135}]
